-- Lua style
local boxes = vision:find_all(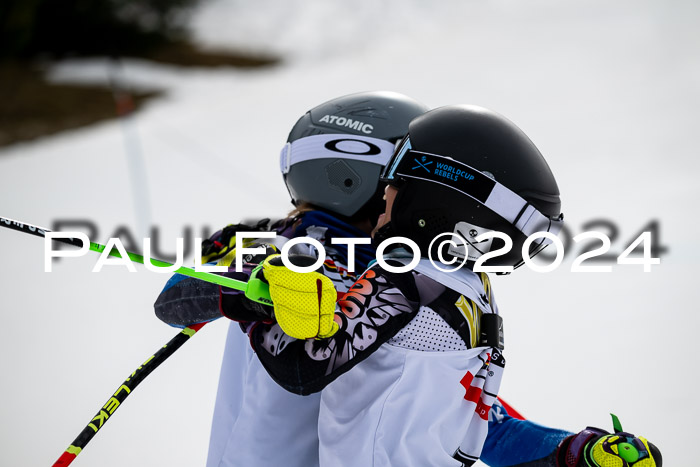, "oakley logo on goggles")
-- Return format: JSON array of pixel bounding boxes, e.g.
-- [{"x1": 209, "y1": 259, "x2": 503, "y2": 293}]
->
[{"x1": 280, "y1": 134, "x2": 395, "y2": 174}]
